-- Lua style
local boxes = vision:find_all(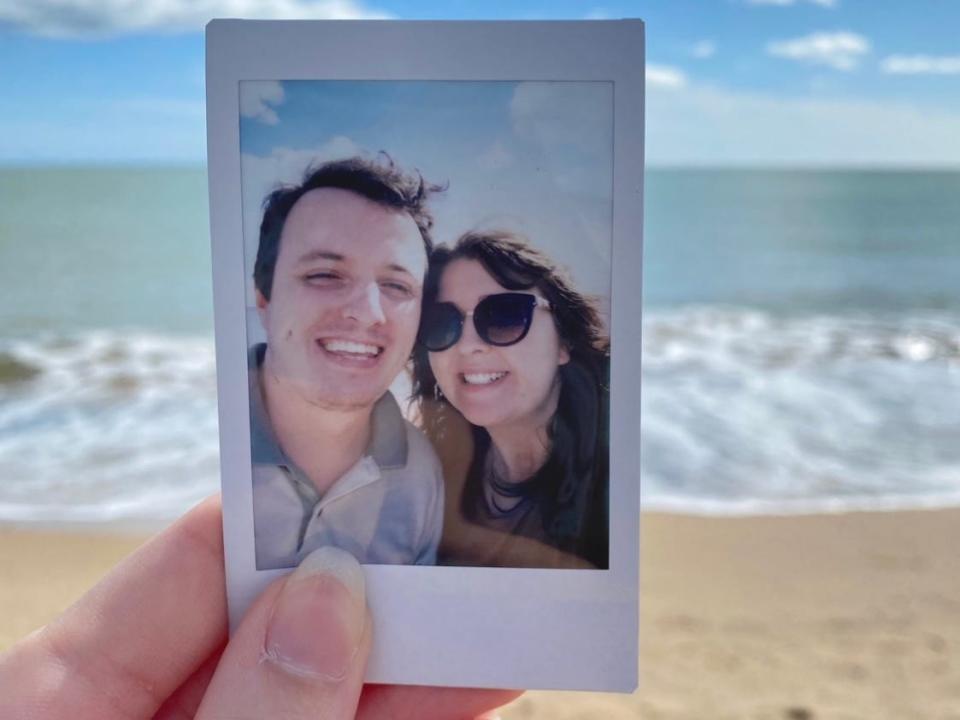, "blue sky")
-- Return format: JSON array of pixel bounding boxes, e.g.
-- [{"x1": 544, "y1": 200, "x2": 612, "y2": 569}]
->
[{"x1": 1, "y1": 0, "x2": 958, "y2": 166}]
